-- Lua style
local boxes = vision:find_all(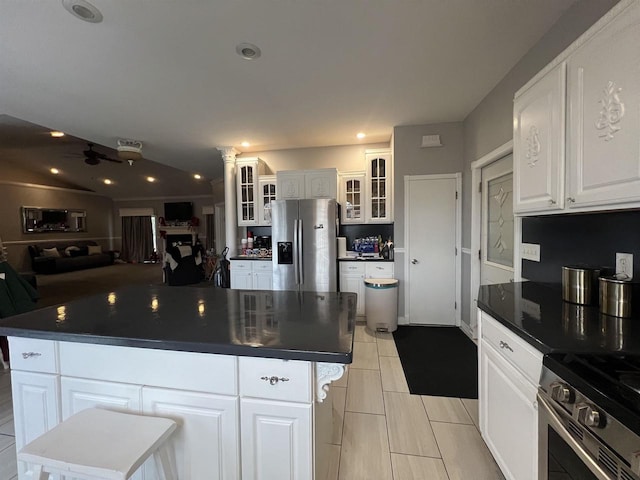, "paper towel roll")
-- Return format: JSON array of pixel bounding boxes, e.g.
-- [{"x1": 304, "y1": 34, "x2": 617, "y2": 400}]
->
[{"x1": 337, "y1": 237, "x2": 347, "y2": 258}]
